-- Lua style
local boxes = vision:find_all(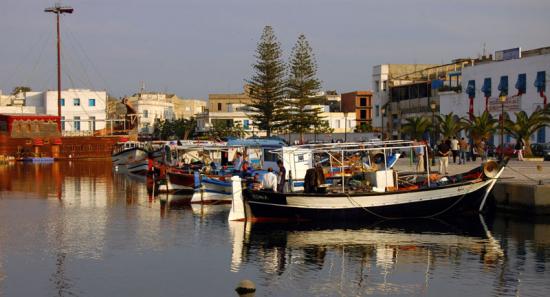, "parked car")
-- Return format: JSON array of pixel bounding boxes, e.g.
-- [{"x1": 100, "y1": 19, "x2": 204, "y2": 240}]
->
[{"x1": 530, "y1": 143, "x2": 545, "y2": 157}]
